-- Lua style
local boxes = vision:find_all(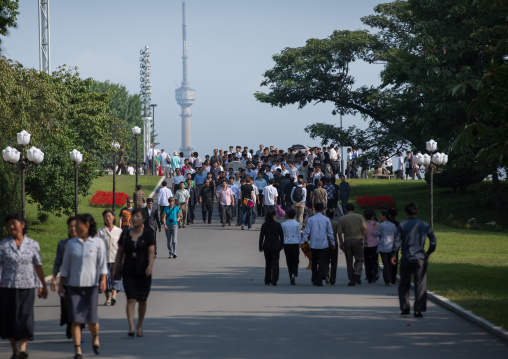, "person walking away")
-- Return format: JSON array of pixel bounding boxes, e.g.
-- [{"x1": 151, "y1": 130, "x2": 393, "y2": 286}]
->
[
  {"x1": 254, "y1": 172, "x2": 267, "y2": 216},
  {"x1": 186, "y1": 179, "x2": 197, "y2": 225},
  {"x1": 303, "y1": 203, "x2": 335, "y2": 286},
  {"x1": 159, "y1": 149, "x2": 170, "y2": 178},
  {"x1": 262, "y1": 179, "x2": 278, "y2": 214},
  {"x1": 337, "y1": 204, "x2": 367, "y2": 286},
  {"x1": 282, "y1": 209, "x2": 302, "y2": 285},
  {"x1": 174, "y1": 182, "x2": 190, "y2": 228},
  {"x1": 113, "y1": 209, "x2": 155, "y2": 337},
  {"x1": 241, "y1": 177, "x2": 255, "y2": 230},
  {"x1": 97, "y1": 210, "x2": 124, "y2": 306},
  {"x1": 116, "y1": 146, "x2": 129, "y2": 175},
  {"x1": 396, "y1": 152, "x2": 404, "y2": 179},
  {"x1": 119, "y1": 198, "x2": 134, "y2": 231},
  {"x1": 363, "y1": 209, "x2": 379, "y2": 284},
  {"x1": 199, "y1": 179, "x2": 214, "y2": 224},
  {"x1": 259, "y1": 211, "x2": 284, "y2": 286},
  {"x1": 133, "y1": 184, "x2": 146, "y2": 209},
  {"x1": 387, "y1": 207, "x2": 400, "y2": 284},
  {"x1": 162, "y1": 198, "x2": 180, "y2": 258},
  {"x1": 58, "y1": 214, "x2": 108, "y2": 359},
  {"x1": 339, "y1": 175, "x2": 350, "y2": 214},
  {"x1": 157, "y1": 181, "x2": 173, "y2": 224},
  {"x1": 142, "y1": 198, "x2": 161, "y2": 256},
  {"x1": 0, "y1": 213, "x2": 48, "y2": 359},
  {"x1": 373, "y1": 210, "x2": 397, "y2": 286},
  {"x1": 323, "y1": 178, "x2": 336, "y2": 216},
  {"x1": 311, "y1": 180, "x2": 327, "y2": 211},
  {"x1": 217, "y1": 180, "x2": 235, "y2": 227},
  {"x1": 325, "y1": 210, "x2": 339, "y2": 285},
  {"x1": 291, "y1": 178, "x2": 307, "y2": 228},
  {"x1": 283, "y1": 176, "x2": 295, "y2": 211},
  {"x1": 392, "y1": 202, "x2": 437, "y2": 318}
]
